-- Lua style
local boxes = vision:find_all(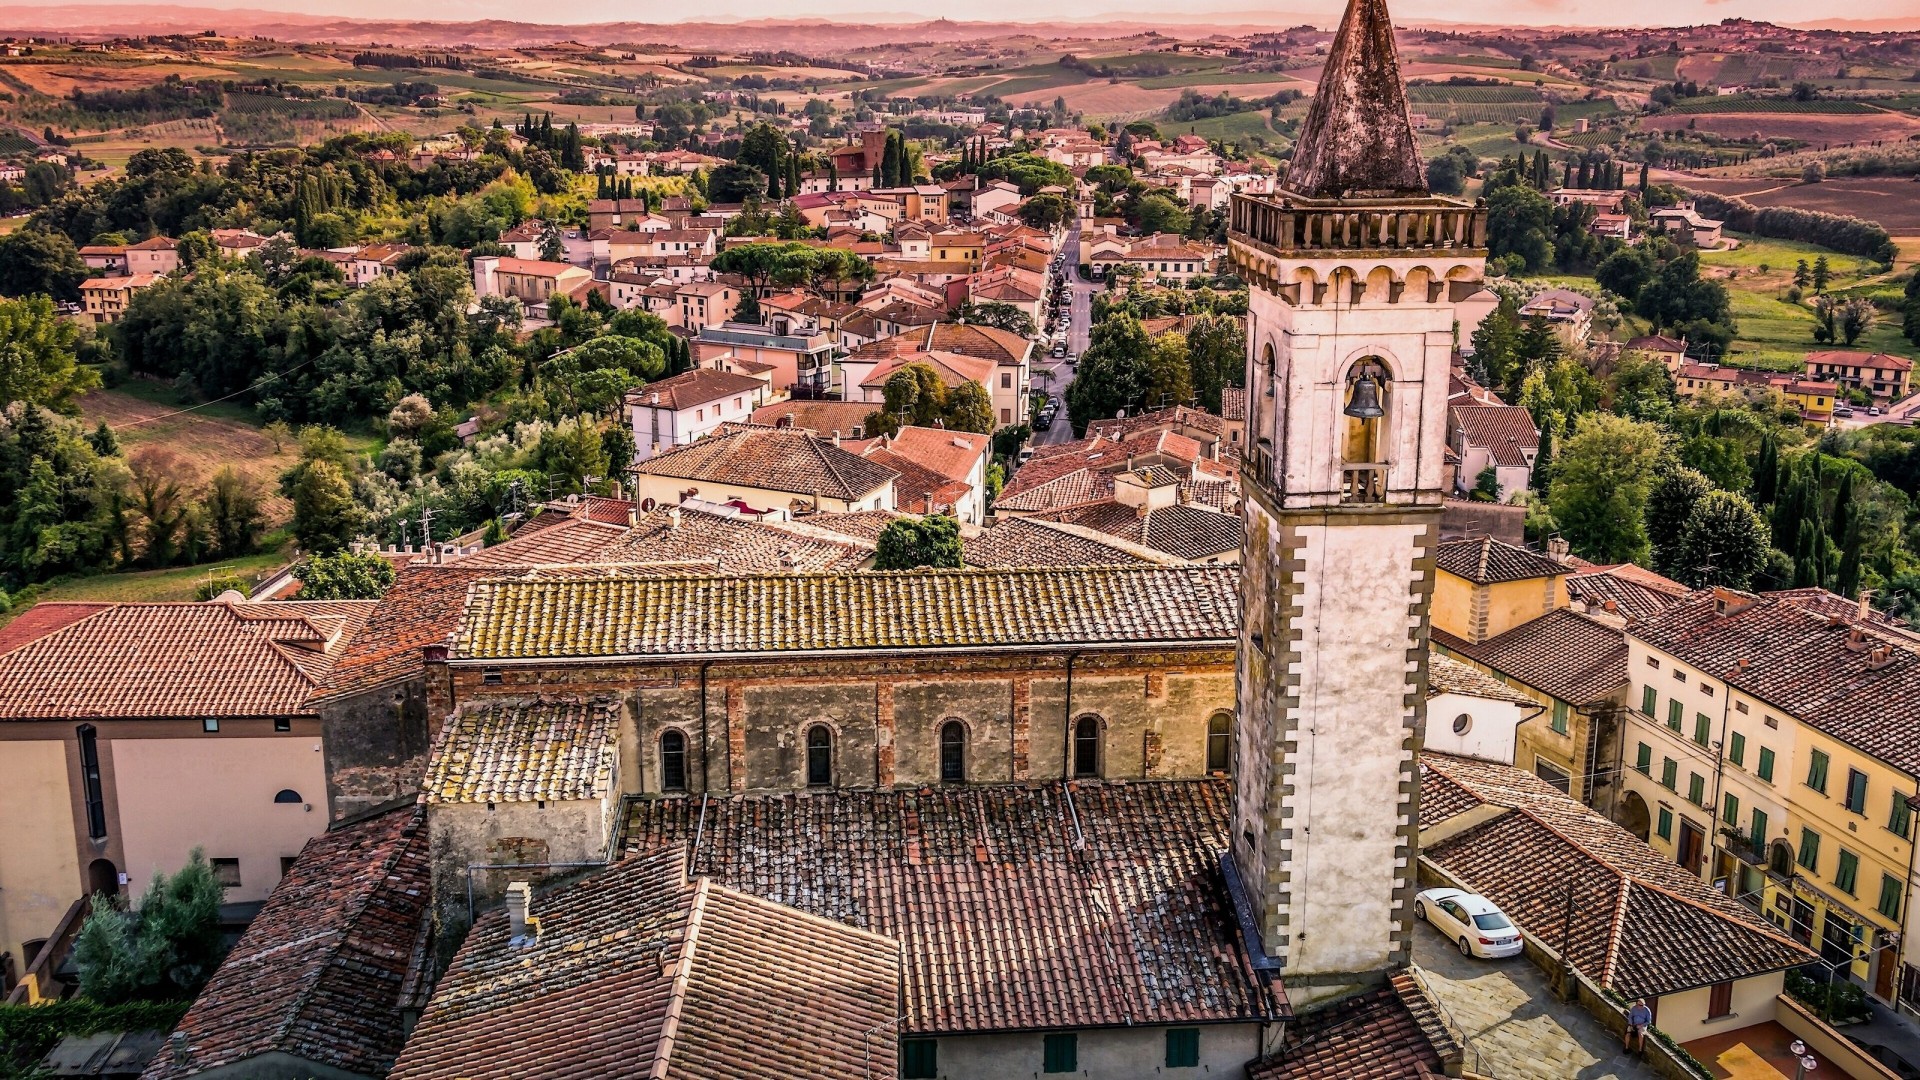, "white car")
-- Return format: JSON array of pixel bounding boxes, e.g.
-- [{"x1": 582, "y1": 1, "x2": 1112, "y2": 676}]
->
[{"x1": 1414, "y1": 888, "x2": 1522, "y2": 958}]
